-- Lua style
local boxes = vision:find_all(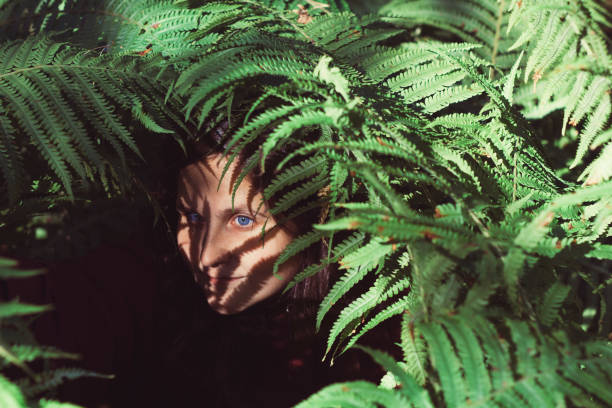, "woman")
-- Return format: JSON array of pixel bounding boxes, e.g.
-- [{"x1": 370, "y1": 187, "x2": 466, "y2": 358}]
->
[
  {"x1": 173, "y1": 119, "x2": 331, "y2": 314},
  {"x1": 156, "y1": 122, "x2": 338, "y2": 407},
  {"x1": 176, "y1": 152, "x2": 309, "y2": 315}
]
